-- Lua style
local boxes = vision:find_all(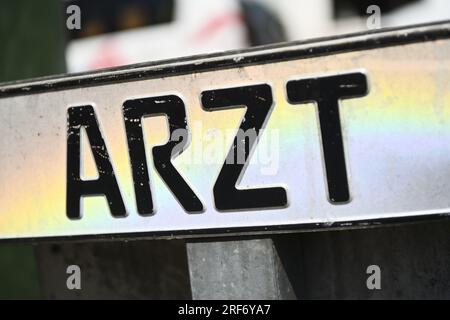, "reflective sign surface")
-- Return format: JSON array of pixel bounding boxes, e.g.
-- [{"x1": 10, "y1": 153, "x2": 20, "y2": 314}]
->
[{"x1": 0, "y1": 22, "x2": 449, "y2": 241}]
